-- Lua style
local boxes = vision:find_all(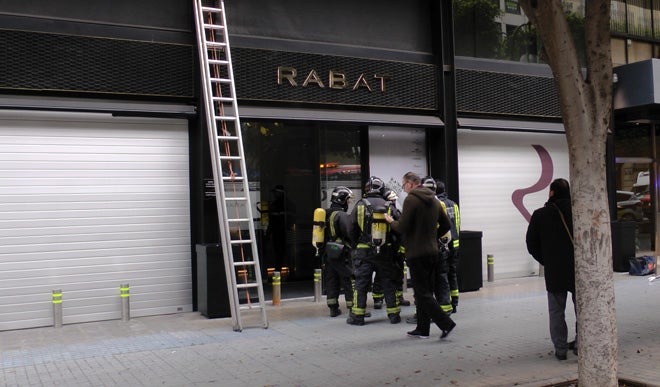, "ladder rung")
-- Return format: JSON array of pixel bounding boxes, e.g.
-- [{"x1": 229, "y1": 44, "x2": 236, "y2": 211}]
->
[
  {"x1": 215, "y1": 116, "x2": 237, "y2": 121},
  {"x1": 206, "y1": 41, "x2": 227, "y2": 48},
  {"x1": 219, "y1": 155, "x2": 242, "y2": 160},
  {"x1": 239, "y1": 304, "x2": 264, "y2": 311},
  {"x1": 201, "y1": 6, "x2": 223, "y2": 13},
  {"x1": 211, "y1": 77, "x2": 231, "y2": 84},
  {"x1": 217, "y1": 135, "x2": 239, "y2": 140},
  {"x1": 225, "y1": 197, "x2": 248, "y2": 201},
  {"x1": 227, "y1": 218, "x2": 250, "y2": 222},
  {"x1": 212, "y1": 96, "x2": 234, "y2": 103},
  {"x1": 230, "y1": 240, "x2": 253, "y2": 245},
  {"x1": 203, "y1": 24, "x2": 226, "y2": 31},
  {"x1": 236, "y1": 283, "x2": 259, "y2": 289},
  {"x1": 221, "y1": 176, "x2": 244, "y2": 181},
  {"x1": 209, "y1": 59, "x2": 229, "y2": 65},
  {"x1": 233, "y1": 259, "x2": 256, "y2": 265}
]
